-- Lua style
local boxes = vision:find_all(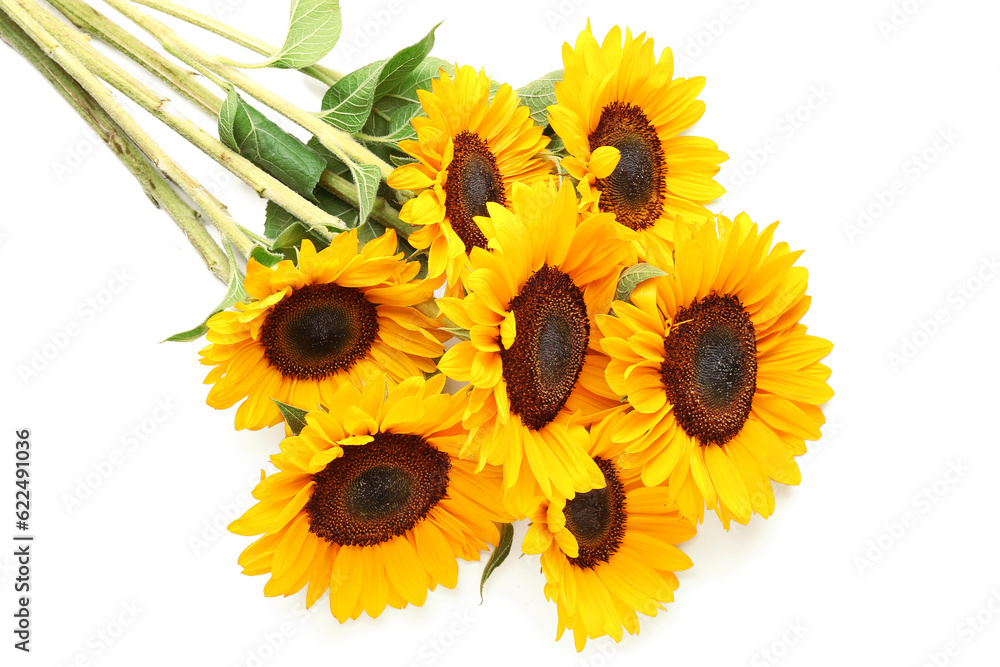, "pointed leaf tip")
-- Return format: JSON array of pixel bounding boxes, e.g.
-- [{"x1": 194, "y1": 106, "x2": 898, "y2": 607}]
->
[
  {"x1": 272, "y1": 400, "x2": 311, "y2": 436},
  {"x1": 480, "y1": 523, "x2": 514, "y2": 603}
]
